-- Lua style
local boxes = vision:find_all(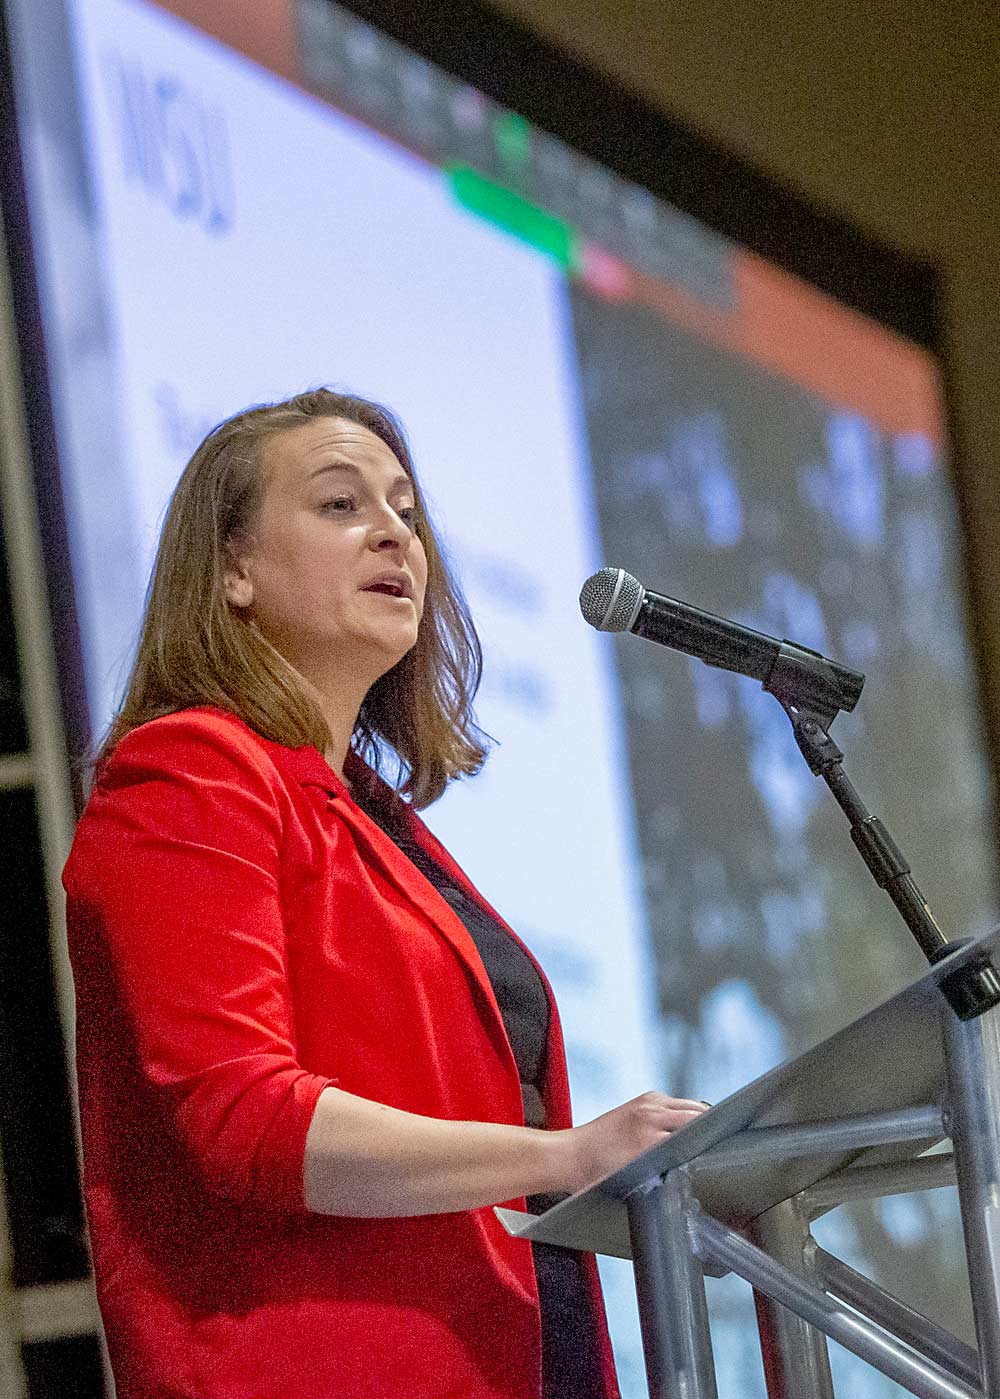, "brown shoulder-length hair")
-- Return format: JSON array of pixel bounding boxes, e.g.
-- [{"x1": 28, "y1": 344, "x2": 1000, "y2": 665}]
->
[{"x1": 90, "y1": 387, "x2": 490, "y2": 809}]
